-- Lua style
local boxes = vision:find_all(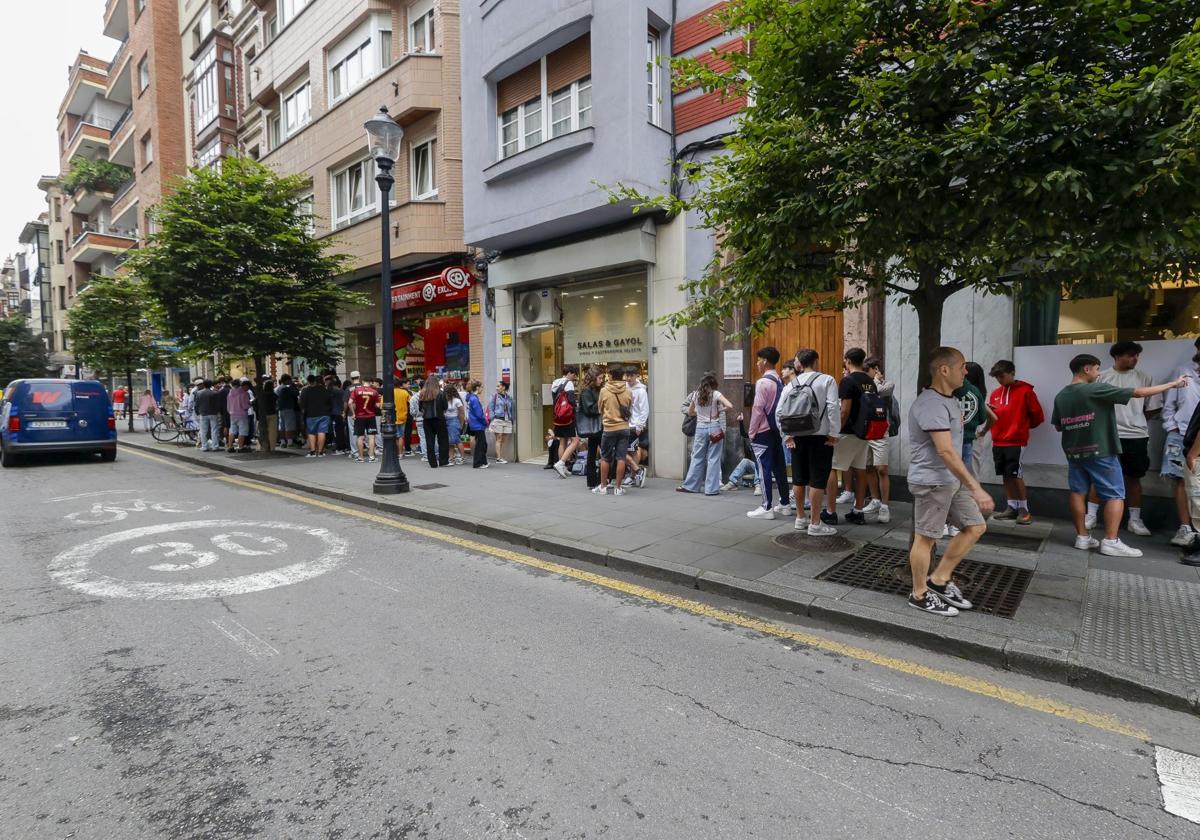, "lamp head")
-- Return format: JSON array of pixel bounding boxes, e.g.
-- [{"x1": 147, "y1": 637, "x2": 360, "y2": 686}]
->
[{"x1": 364, "y1": 106, "x2": 404, "y2": 164}]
